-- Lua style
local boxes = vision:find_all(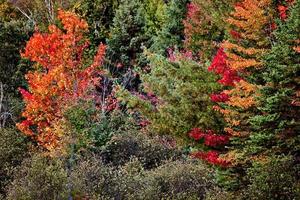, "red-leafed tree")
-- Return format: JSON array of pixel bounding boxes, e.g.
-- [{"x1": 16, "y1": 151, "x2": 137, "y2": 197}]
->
[{"x1": 17, "y1": 10, "x2": 106, "y2": 150}]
